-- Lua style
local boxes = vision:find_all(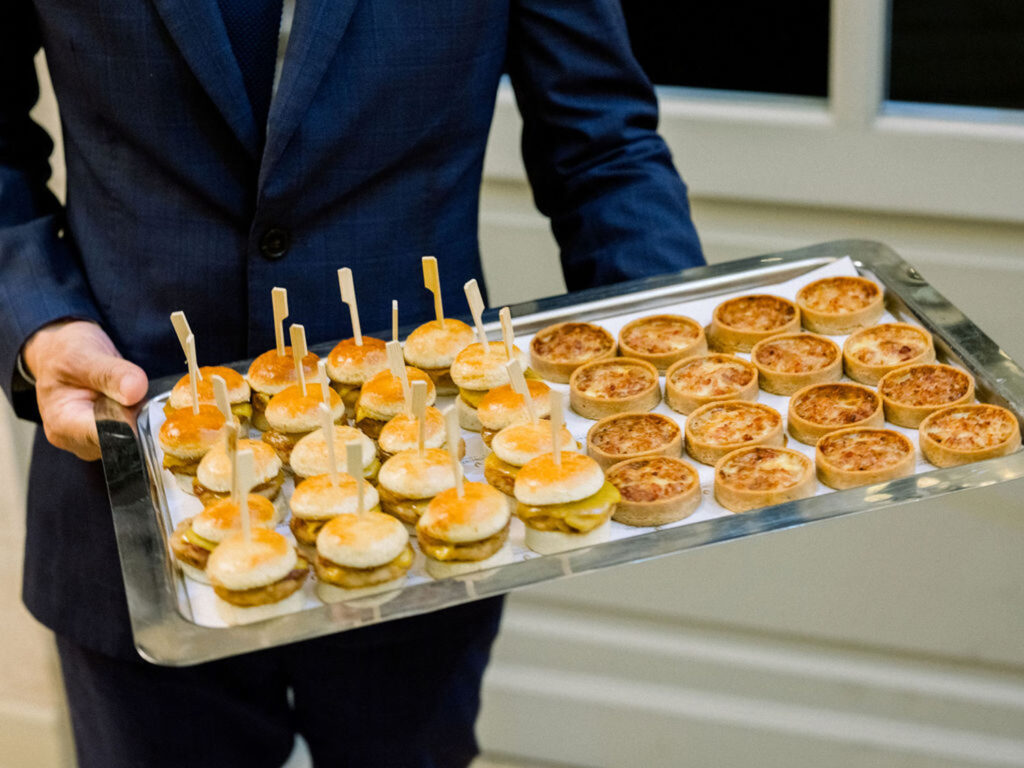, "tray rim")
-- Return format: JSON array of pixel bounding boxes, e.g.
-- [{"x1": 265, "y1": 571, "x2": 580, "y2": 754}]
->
[{"x1": 95, "y1": 239, "x2": 1024, "y2": 665}]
